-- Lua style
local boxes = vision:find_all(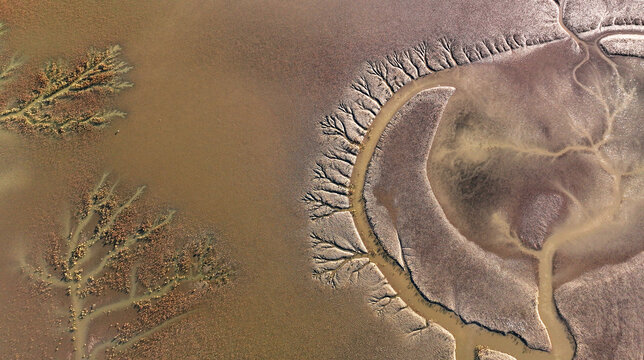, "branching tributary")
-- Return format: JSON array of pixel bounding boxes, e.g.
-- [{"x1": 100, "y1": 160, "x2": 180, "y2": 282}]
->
[{"x1": 346, "y1": 10, "x2": 643, "y2": 359}]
